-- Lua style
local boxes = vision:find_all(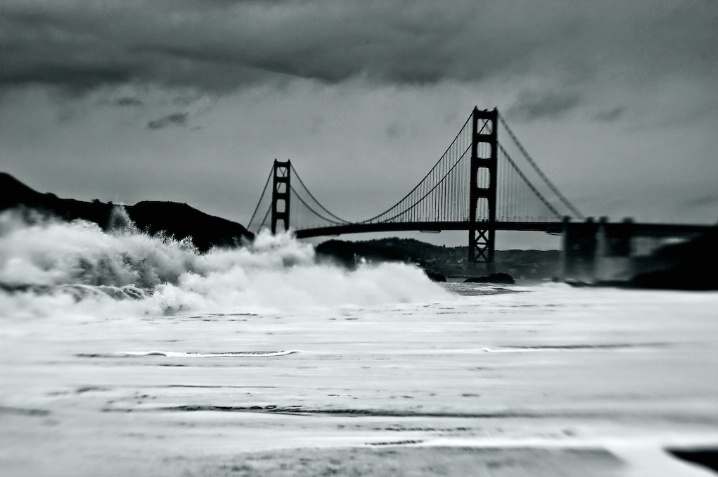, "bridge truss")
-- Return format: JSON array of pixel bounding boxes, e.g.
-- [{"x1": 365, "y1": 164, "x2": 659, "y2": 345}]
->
[{"x1": 248, "y1": 107, "x2": 584, "y2": 270}]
